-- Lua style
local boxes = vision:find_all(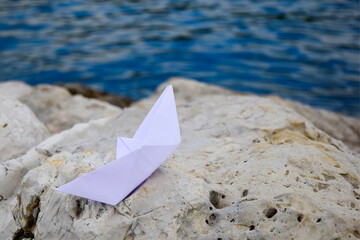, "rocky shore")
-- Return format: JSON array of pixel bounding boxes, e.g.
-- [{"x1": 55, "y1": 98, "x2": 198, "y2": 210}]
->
[{"x1": 0, "y1": 78, "x2": 359, "y2": 239}]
